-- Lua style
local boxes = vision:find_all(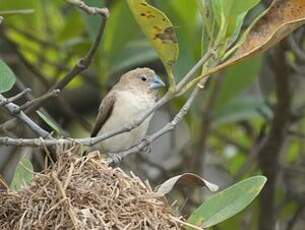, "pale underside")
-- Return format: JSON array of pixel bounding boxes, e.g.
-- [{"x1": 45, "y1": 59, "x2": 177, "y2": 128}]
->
[{"x1": 96, "y1": 90, "x2": 155, "y2": 153}]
